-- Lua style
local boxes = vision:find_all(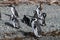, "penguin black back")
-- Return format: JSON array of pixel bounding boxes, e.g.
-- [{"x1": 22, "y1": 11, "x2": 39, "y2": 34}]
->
[
  {"x1": 21, "y1": 15, "x2": 31, "y2": 26},
  {"x1": 9, "y1": 4, "x2": 19, "y2": 17},
  {"x1": 13, "y1": 7, "x2": 19, "y2": 17}
]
